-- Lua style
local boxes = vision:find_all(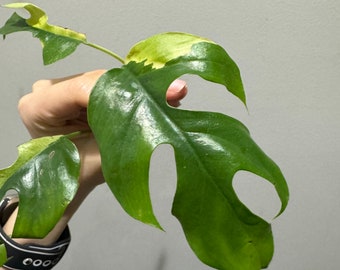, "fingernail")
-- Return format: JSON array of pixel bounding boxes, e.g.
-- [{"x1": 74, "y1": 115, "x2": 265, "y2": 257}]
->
[{"x1": 170, "y1": 79, "x2": 187, "y2": 92}]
